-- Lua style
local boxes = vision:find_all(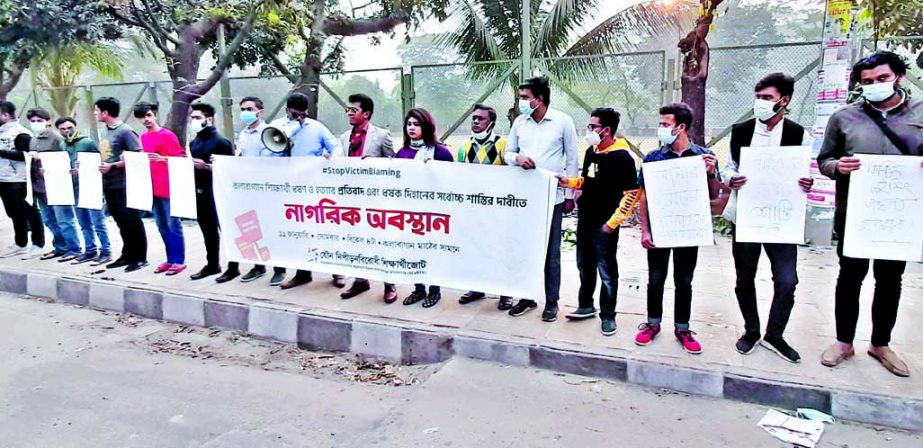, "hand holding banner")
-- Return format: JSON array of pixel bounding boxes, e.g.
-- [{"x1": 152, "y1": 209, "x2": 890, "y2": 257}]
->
[
  {"x1": 642, "y1": 156, "x2": 714, "y2": 248},
  {"x1": 77, "y1": 152, "x2": 103, "y2": 210},
  {"x1": 40, "y1": 151, "x2": 76, "y2": 206},
  {"x1": 735, "y1": 146, "x2": 811, "y2": 244},
  {"x1": 167, "y1": 157, "x2": 197, "y2": 219},
  {"x1": 124, "y1": 151, "x2": 152, "y2": 211}
]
